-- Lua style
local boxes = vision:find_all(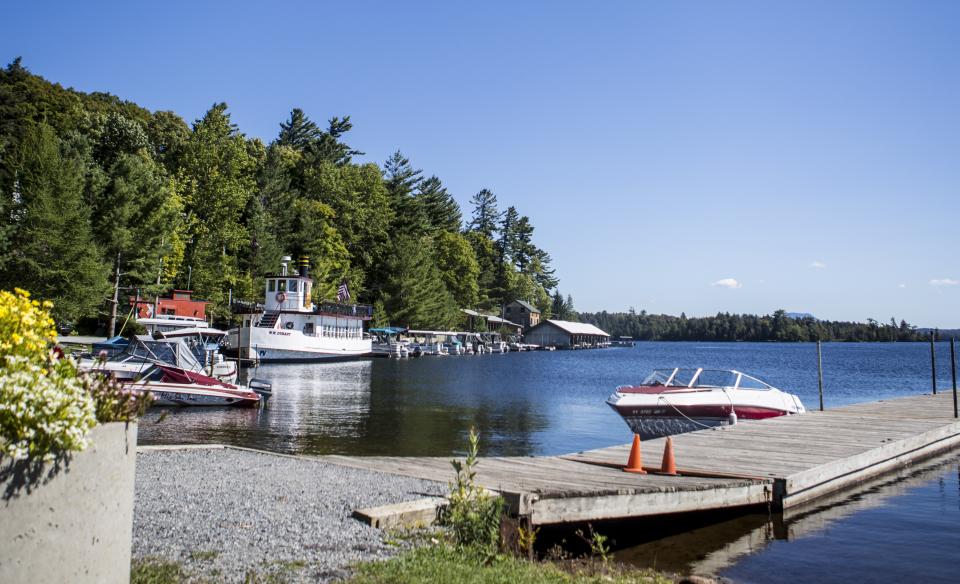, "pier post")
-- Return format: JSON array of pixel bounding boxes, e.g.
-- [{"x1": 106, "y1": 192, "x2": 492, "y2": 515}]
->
[
  {"x1": 817, "y1": 340, "x2": 824, "y2": 411},
  {"x1": 951, "y1": 338, "x2": 957, "y2": 418},
  {"x1": 930, "y1": 333, "x2": 937, "y2": 395}
]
